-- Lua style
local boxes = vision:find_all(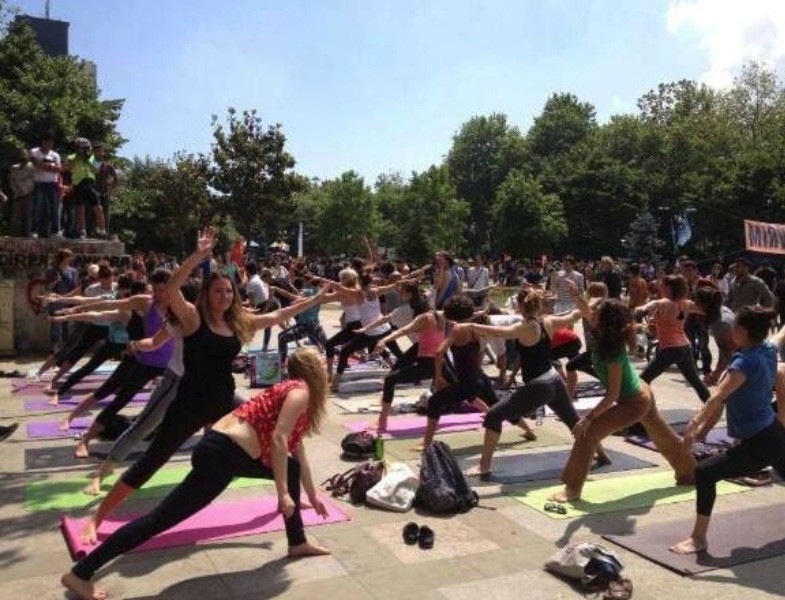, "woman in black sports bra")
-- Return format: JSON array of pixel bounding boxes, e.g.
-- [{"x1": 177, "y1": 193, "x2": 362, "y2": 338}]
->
[
  {"x1": 77, "y1": 227, "x2": 327, "y2": 549},
  {"x1": 418, "y1": 296, "x2": 535, "y2": 450}
]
